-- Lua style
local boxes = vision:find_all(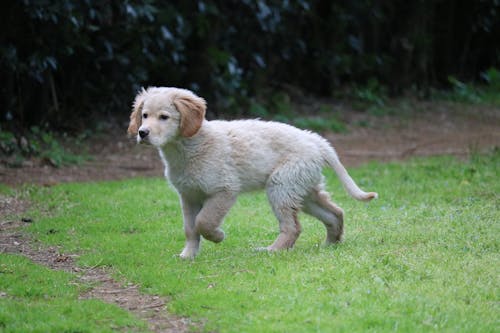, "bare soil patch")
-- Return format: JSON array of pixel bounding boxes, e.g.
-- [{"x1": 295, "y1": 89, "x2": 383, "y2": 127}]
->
[{"x1": 325, "y1": 101, "x2": 500, "y2": 166}]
